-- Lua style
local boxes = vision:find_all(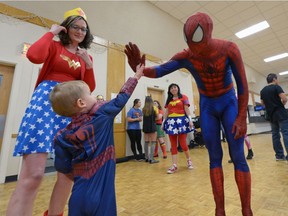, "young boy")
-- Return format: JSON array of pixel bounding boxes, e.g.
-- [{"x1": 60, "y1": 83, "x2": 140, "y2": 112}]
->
[{"x1": 49, "y1": 64, "x2": 144, "y2": 216}]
